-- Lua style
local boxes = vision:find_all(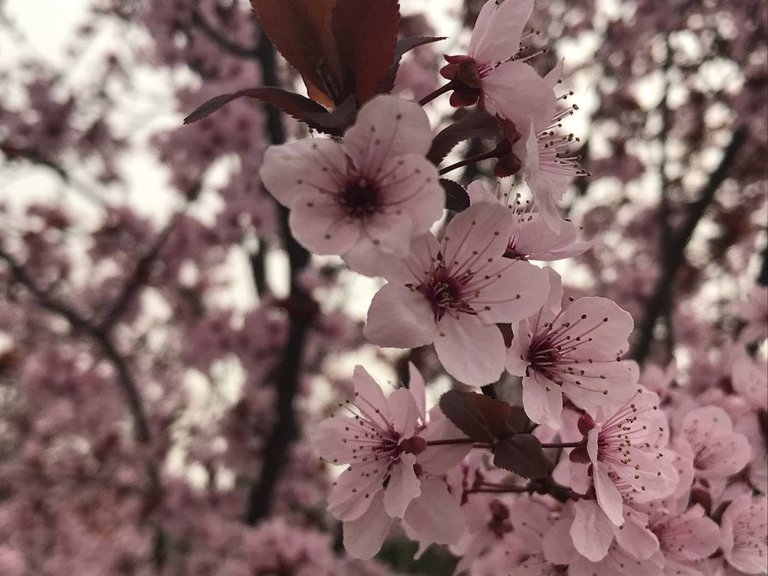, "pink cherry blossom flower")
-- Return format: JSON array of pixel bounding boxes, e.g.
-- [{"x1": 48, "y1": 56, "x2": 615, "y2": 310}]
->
[
  {"x1": 439, "y1": 0, "x2": 556, "y2": 132},
  {"x1": 507, "y1": 269, "x2": 638, "y2": 429},
  {"x1": 313, "y1": 364, "x2": 466, "y2": 558},
  {"x1": 513, "y1": 110, "x2": 589, "y2": 232},
  {"x1": 673, "y1": 406, "x2": 752, "y2": 483},
  {"x1": 260, "y1": 95, "x2": 444, "y2": 258},
  {"x1": 579, "y1": 387, "x2": 679, "y2": 527},
  {"x1": 364, "y1": 202, "x2": 550, "y2": 386},
  {"x1": 467, "y1": 181, "x2": 593, "y2": 261},
  {"x1": 648, "y1": 504, "x2": 721, "y2": 576},
  {"x1": 720, "y1": 494, "x2": 768, "y2": 575}
]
